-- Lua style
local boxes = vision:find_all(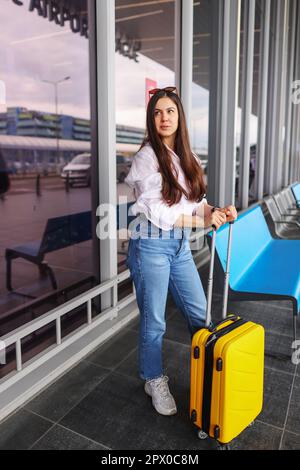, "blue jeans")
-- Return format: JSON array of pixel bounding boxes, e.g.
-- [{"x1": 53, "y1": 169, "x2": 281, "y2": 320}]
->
[{"x1": 126, "y1": 217, "x2": 207, "y2": 381}]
